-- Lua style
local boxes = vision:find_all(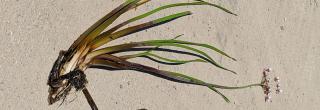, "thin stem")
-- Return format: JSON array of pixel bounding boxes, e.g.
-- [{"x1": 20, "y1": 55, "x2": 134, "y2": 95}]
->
[
  {"x1": 209, "y1": 83, "x2": 263, "y2": 89},
  {"x1": 82, "y1": 88, "x2": 98, "y2": 110}
]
